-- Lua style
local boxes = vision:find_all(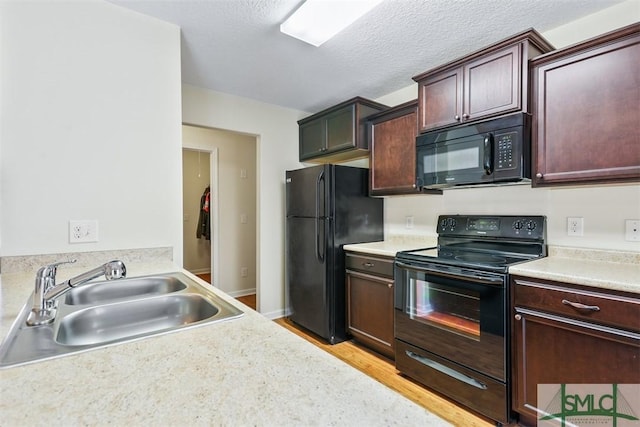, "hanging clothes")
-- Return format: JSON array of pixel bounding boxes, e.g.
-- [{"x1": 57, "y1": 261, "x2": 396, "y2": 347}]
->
[{"x1": 197, "y1": 186, "x2": 211, "y2": 240}]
